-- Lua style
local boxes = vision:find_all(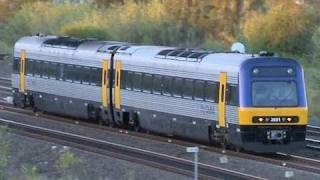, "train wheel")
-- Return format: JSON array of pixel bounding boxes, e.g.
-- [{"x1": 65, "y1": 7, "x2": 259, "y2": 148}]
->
[
  {"x1": 134, "y1": 125, "x2": 140, "y2": 132},
  {"x1": 221, "y1": 143, "x2": 227, "y2": 150},
  {"x1": 33, "y1": 106, "x2": 38, "y2": 113},
  {"x1": 235, "y1": 146, "x2": 242, "y2": 152},
  {"x1": 19, "y1": 100, "x2": 26, "y2": 109},
  {"x1": 13, "y1": 99, "x2": 17, "y2": 107}
]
